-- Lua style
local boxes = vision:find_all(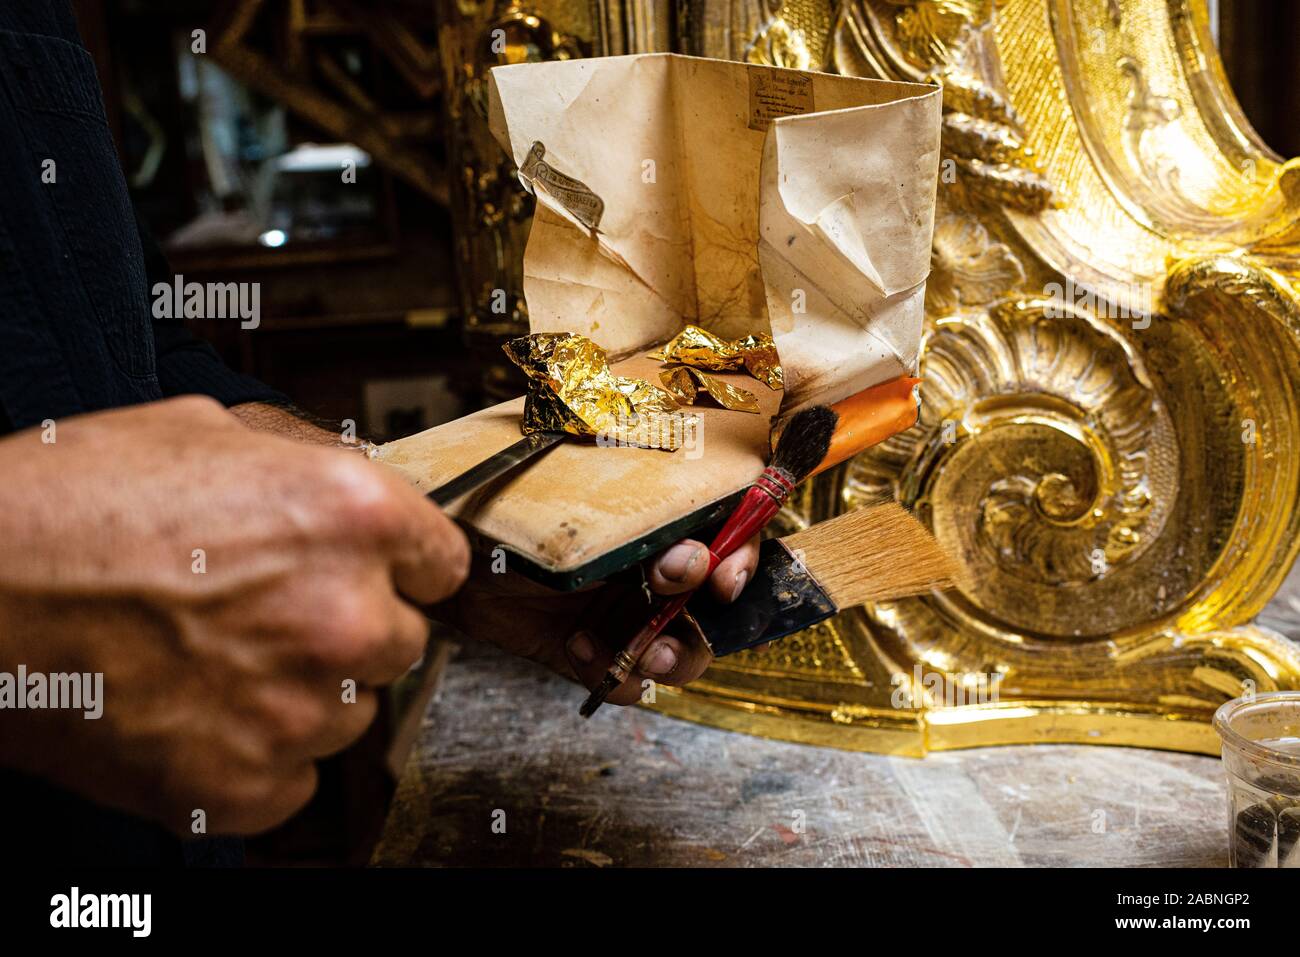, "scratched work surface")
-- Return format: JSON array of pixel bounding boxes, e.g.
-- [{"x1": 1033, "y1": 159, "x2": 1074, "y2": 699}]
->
[{"x1": 373, "y1": 644, "x2": 1229, "y2": 867}]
